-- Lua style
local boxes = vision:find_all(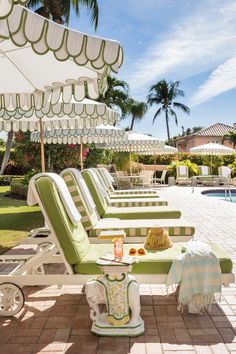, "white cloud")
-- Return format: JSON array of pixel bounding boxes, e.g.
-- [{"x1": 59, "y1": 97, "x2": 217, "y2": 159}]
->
[
  {"x1": 190, "y1": 57, "x2": 236, "y2": 106},
  {"x1": 127, "y1": 0, "x2": 236, "y2": 97}
]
